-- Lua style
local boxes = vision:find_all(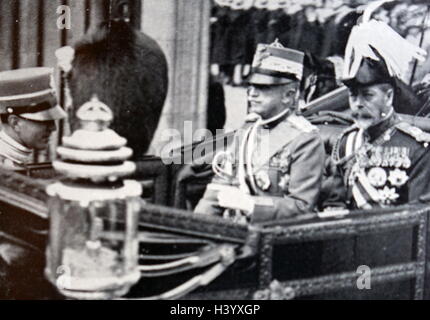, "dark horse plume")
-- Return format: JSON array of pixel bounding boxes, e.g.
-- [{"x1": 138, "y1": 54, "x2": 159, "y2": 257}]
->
[
  {"x1": 301, "y1": 52, "x2": 338, "y2": 104},
  {"x1": 67, "y1": 20, "x2": 168, "y2": 159}
]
